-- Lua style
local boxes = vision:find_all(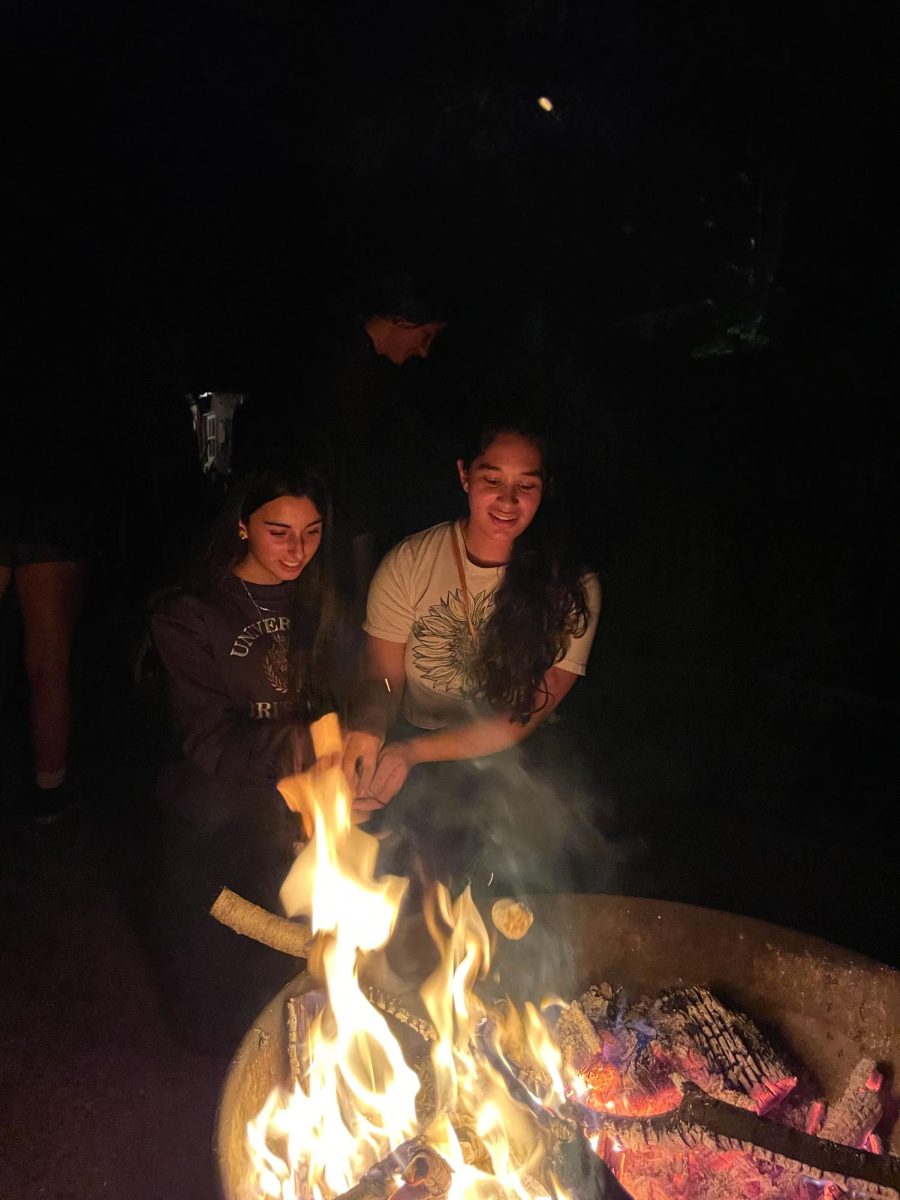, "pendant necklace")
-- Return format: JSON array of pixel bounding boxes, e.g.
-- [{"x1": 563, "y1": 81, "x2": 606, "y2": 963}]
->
[
  {"x1": 238, "y1": 576, "x2": 290, "y2": 694},
  {"x1": 239, "y1": 575, "x2": 274, "y2": 619}
]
